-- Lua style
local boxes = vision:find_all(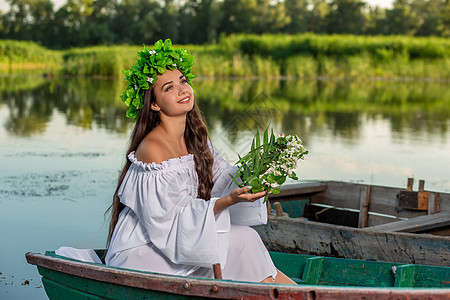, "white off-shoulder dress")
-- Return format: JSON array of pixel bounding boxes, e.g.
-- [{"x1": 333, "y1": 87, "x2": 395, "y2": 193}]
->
[{"x1": 104, "y1": 149, "x2": 277, "y2": 282}]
